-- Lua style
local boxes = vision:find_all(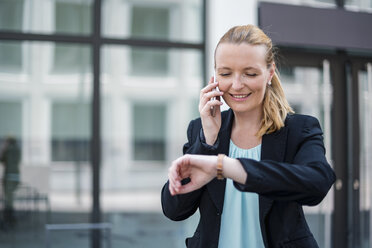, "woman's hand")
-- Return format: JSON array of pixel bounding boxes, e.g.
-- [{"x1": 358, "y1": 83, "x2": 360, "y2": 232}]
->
[
  {"x1": 168, "y1": 154, "x2": 218, "y2": 196},
  {"x1": 168, "y1": 154, "x2": 247, "y2": 196},
  {"x1": 199, "y1": 77, "x2": 224, "y2": 145}
]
